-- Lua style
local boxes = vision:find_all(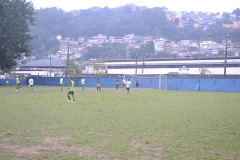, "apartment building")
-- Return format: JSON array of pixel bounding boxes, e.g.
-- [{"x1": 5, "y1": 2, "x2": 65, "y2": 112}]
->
[
  {"x1": 179, "y1": 40, "x2": 190, "y2": 46},
  {"x1": 143, "y1": 36, "x2": 154, "y2": 44},
  {"x1": 200, "y1": 41, "x2": 220, "y2": 55},
  {"x1": 92, "y1": 34, "x2": 107, "y2": 44},
  {"x1": 171, "y1": 43, "x2": 179, "y2": 54},
  {"x1": 164, "y1": 41, "x2": 172, "y2": 53},
  {"x1": 153, "y1": 38, "x2": 165, "y2": 52},
  {"x1": 124, "y1": 34, "x2": 135, "y2": 43}
]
